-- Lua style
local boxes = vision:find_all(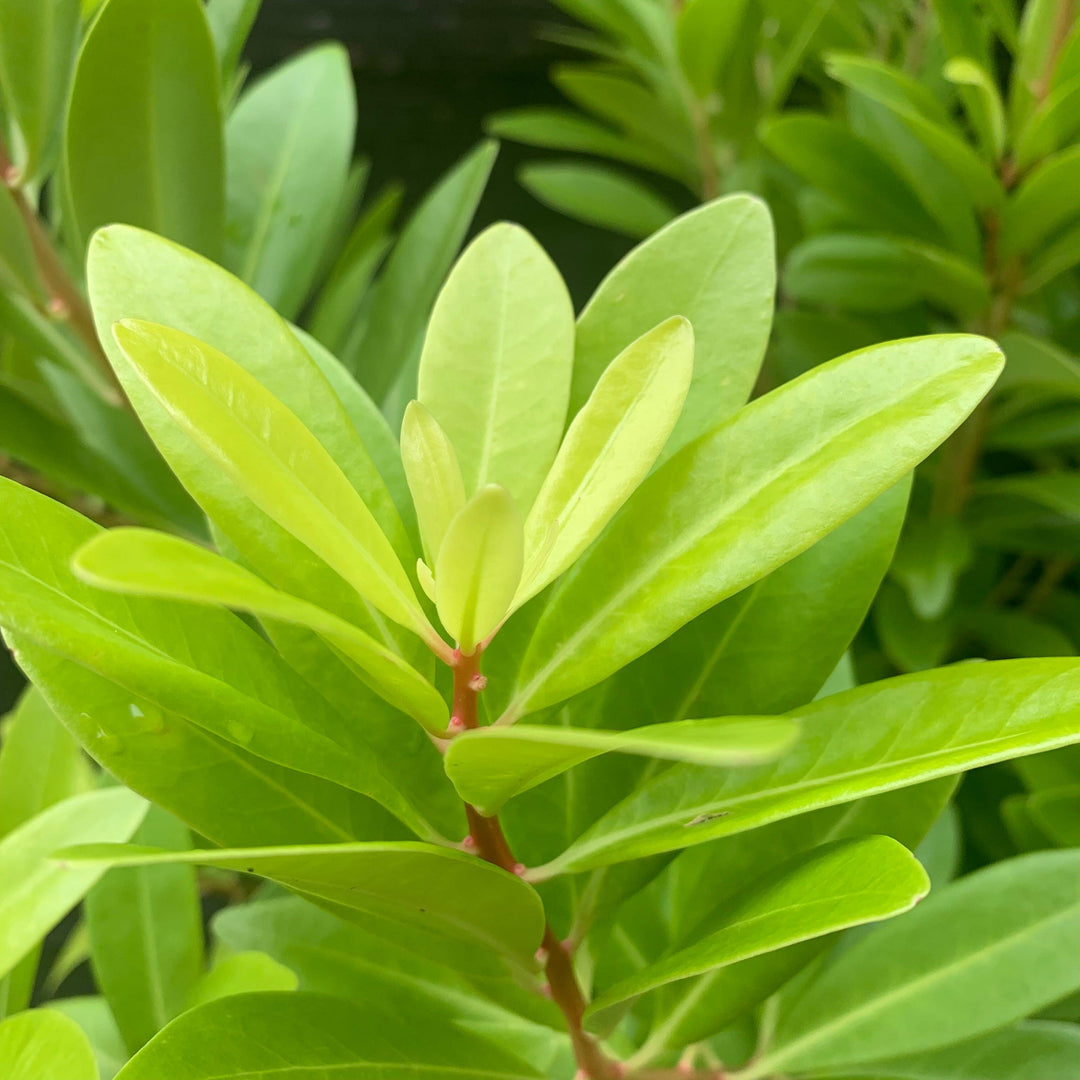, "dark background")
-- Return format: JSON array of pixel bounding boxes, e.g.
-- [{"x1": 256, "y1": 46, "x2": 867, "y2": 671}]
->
[{"x1": 246, "y1": 0, "x2": 637, "y2": 303}]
